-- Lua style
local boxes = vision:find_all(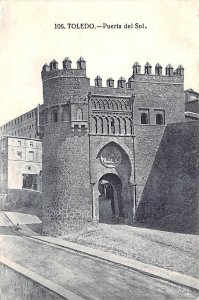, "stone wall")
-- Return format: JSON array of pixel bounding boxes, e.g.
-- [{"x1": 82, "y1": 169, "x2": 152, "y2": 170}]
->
[
  {"x1": 185, "y1": 99, "x2": 199, "y2": 114},
  {"x1": 132, "y1": 78, "x2": 185, "y2": 125},
  {"x1": 42, "y1": 123, "x2": 92, "y2": 235},
  {"x1": 3, "y1": 189, "x2": 42, "y2": 218},
  {"x1": 0, "y1": 262, "x2": 65, "y2": 299},
  {"x1": 42, "y1": 70, "x2": 90, "y2": 106},
  {"x1": 136, "y1": 121, "x2": 199, "y2": 234},
  {"x1": 134, "y1": 125, "x2": 166, "y2": 206}
]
